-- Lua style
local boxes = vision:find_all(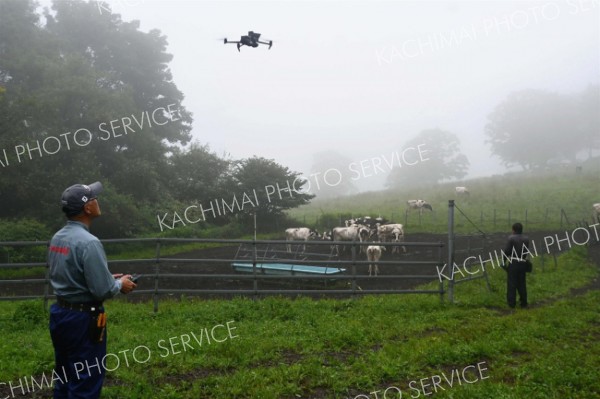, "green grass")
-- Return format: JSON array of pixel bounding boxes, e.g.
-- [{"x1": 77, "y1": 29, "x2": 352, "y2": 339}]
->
[
  {"x1": 288, "y1": 171, "x2": 600, "y2": 234},
  {"x1": 1, "y1": 245, "x2": 598, "y2": 398}
]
